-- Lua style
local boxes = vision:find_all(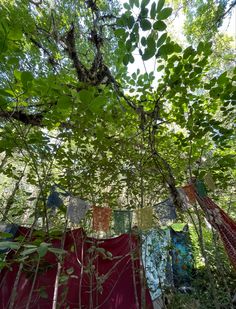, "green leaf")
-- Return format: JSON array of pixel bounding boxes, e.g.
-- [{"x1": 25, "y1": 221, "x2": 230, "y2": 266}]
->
[
  {"x1": 14, "y1": 70, "x2": 21, "y2": 80},
  {"x1": 57, "y1": 96, "x2": 71, "y2": 111},
  {"x1": 142, "y1": 37, "x2": 156, "y2": 60},
  {"x1": 48, "y1": 247, "x2": 67, "y2": 255},
  {"x1": 66, "y1": 267, "x2": 74, "y2": 275},
  {"x1": 123, "y1": 54, "x2": 130, "y2": 65},
  {"x1": 157, "y1": 65, "x2": 164, "y2": 72},
  {"x1": 158, "y1": 43, "x2": 175, "y2": 56},
  {"x1": 140, "y1": 19, "x2": 152, "y2": 31},
  {"x1": 123, "y1": 3, "x2": 130, "y2": 10},
  {"x1": 21, "y1": 247, "x2": 38, "y2": 256},
  {"x1": 21, "y1": 71, "x2": 33, "y2": 88},
  {"x1": 153, "y1": 20, "x2": 166, "y2": 31},
  {"x1": 156, "y1": 33, "x2": 167, "y2": 47},
  {"x1": 157, "y1": 7, "x2": 173, "y2": 20},
  {"x1": 79, "y1": 89, "x2": 94, "y2": 104},
  {"x1": 134, "y1": 0, "x2": 139, "y2": 8},
  {"x1": 0, "y1": 241, "x2": 20, "y2": 250},
  {"x1": 37, "y1": 243, "x2": 49, "y2": 258},
  {"x1": 157, "y1": 0, "x2": 165, "y2": 12},
  {"x1": 150, "y1": 2, "x2": 156, "y2": 19},
  {"x1": 90, "y1": 96, "x2": 106, "y2": 113},
  {"x1": 141, "y1": 0, "x2": 150, "y2": 8},
  {"x1": 141, "y1": 37, "x2": 147, "y2": 46}
]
